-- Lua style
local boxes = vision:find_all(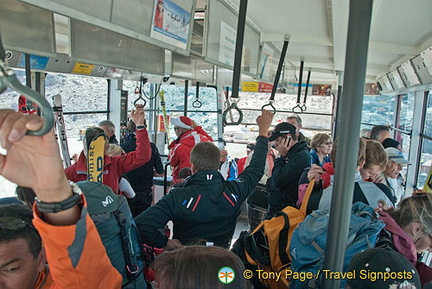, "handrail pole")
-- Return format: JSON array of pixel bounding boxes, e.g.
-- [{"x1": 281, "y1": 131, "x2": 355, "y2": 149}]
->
[{"x1": 322, "y1": 0, "x2": 373, "y2": 288}]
